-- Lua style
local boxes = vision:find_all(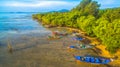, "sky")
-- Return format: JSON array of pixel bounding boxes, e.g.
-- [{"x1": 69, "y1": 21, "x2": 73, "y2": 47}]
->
[{"x1": 0, "y1": 0, "x2": 120, "y2": 12}]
